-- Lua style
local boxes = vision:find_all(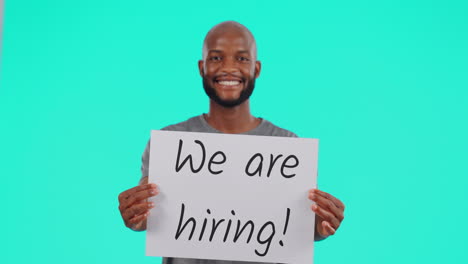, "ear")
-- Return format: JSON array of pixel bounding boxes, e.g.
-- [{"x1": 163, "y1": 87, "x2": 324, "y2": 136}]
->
[
  {"x1": 254, "y1": 60, "x2": 261, "y2": 78},
  {"x1": 198, "y1": 60, "x2": 204, "y2": 77}
]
